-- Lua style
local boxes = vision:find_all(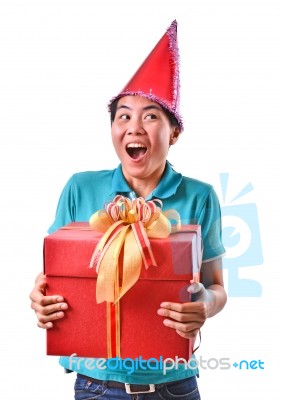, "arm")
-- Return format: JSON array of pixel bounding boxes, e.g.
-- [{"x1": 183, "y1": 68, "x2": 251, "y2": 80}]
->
[
  {"x1": 29, "y1": 272, "x2": 68, "y2": 329},
  {"x1": 30, "y1": 176, "x2": 76, "y2": 328},
  {"x1": 157, "y1": 257, "x2": 227, "y2": 339},
  {"x1": 199, "y1": 257, "x2": 227, "y2": 317}
]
